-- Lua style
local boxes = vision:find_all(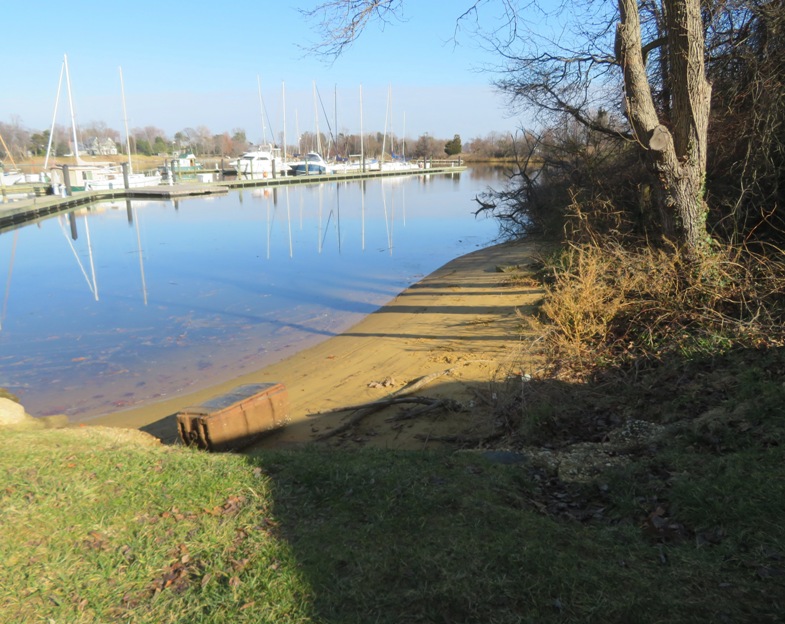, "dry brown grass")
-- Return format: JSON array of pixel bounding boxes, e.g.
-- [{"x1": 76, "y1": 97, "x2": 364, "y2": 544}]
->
[{"x1": 535, "y1": 237, "x2": 785, "y2": 380}]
